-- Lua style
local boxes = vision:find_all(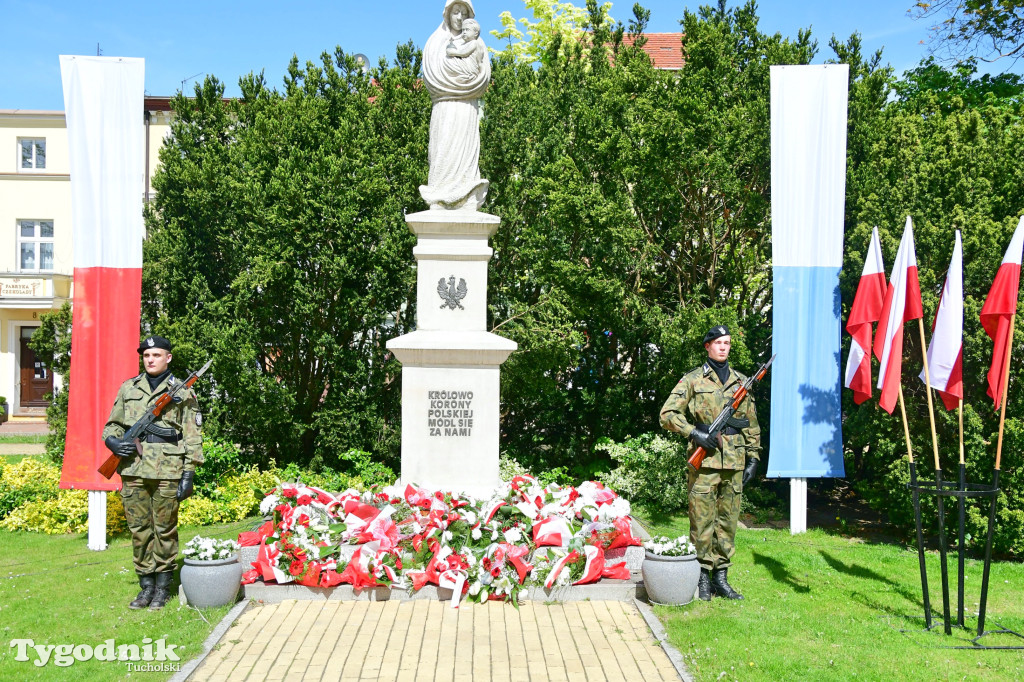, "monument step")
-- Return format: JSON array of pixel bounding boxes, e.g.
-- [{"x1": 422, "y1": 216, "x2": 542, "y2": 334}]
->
[{"x1": 243, "y1": 574, "x2": 649, "y2": 605}]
